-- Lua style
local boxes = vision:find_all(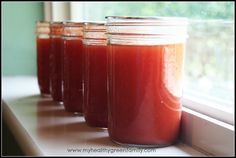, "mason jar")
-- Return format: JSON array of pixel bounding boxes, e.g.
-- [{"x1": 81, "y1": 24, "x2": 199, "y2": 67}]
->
[
  {"x1": 50, "y1": 22, "x2": 63, "y2": 102},
  {"x1": 62, "y1": 22, "x2": 84, "y2": 113},
  {"x1": 83, "y1": 22, "x2": 108, "y2": 127},
  {"x1": 36, "y1": 21, "x2": 51, "y2": 96},
  {"x1": 106, "y1": 16, "x2": 188, "y2": 147}
]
